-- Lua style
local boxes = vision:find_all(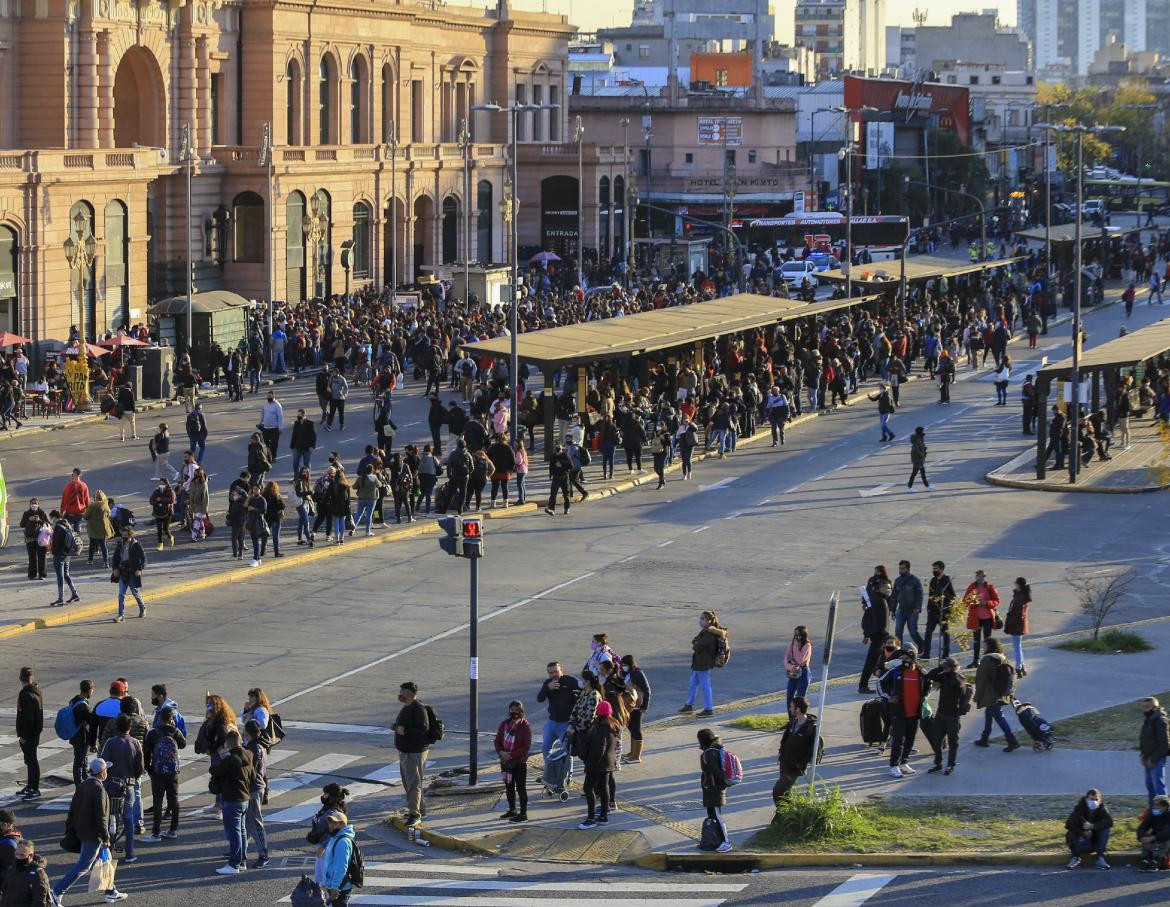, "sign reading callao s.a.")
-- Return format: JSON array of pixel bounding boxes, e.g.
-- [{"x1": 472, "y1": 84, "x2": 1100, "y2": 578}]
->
[{"x1": 843, "y1": 76, "x2": 971, "y2": 146}]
